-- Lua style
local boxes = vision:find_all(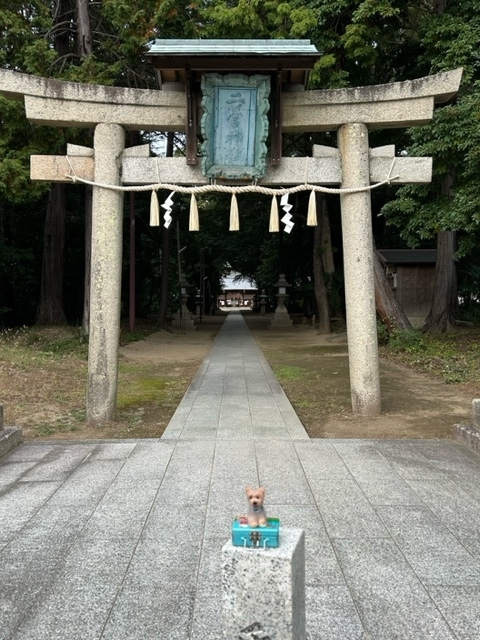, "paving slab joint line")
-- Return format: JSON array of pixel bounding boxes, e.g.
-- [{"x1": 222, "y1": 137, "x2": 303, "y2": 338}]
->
[{"x1": 187, "y1": 441, "x2": 218, "y2": 639}]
